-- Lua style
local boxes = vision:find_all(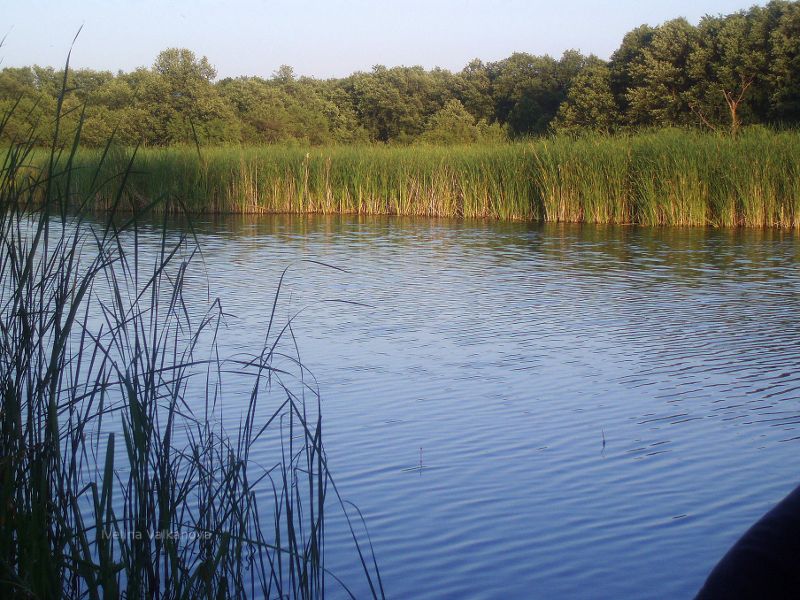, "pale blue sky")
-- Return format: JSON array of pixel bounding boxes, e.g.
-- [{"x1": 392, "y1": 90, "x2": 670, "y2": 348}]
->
[{"x1": 2, "y1": 0, "x2": 768, "y2": 79}]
